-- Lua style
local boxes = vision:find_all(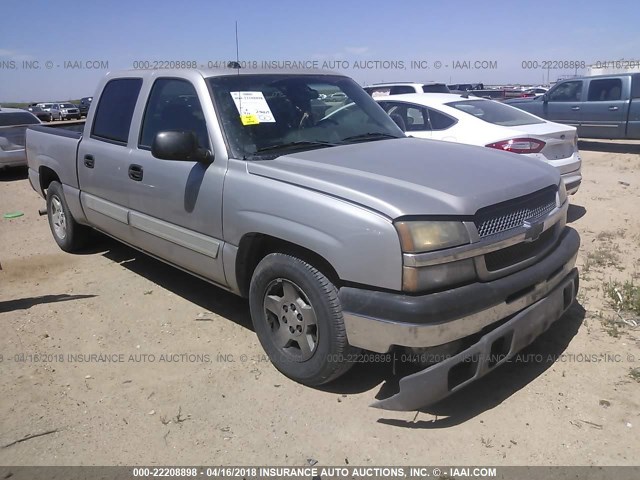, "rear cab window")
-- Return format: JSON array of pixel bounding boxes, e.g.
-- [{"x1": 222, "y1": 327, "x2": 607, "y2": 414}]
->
[
  {"x1": 587, "y1": 78, "x2": 623, "y2": 101},
  {"x1": 446, "y1": 99, "x2": 545, "y2": 126},
  {"x1": 632, "y1": 74, "x2": 640, "y2": 99},
  {"x1": 91, "y1": 78, "x2": 143, "y2": 145}
]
